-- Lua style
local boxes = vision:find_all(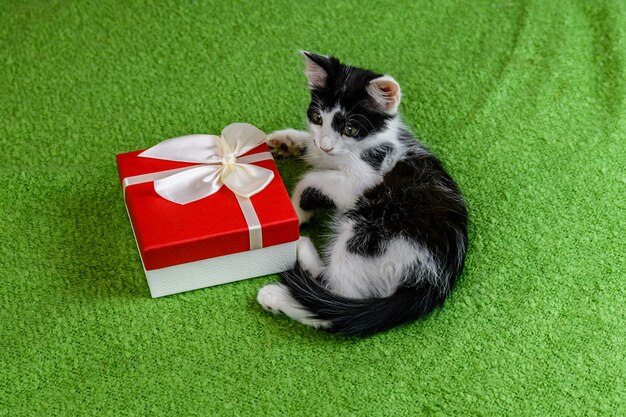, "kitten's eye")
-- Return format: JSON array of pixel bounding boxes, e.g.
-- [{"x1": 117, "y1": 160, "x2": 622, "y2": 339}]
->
[
  {"x1": 343, "y1": 125, "x2": 359, "y2": 137},
  {"x1": 310, "y1": 111, "x2": 322, "y2": 125}
]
